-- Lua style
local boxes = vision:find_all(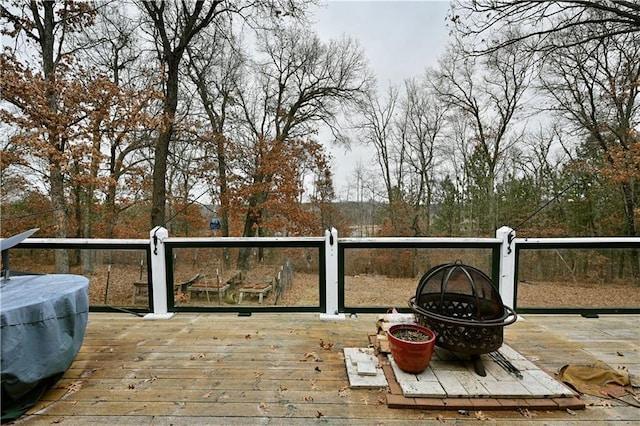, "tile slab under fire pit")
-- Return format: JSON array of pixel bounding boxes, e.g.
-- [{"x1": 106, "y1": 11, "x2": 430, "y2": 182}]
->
[{"x1": 389, "y1": 344, "x2": 576, "y2": 399}]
